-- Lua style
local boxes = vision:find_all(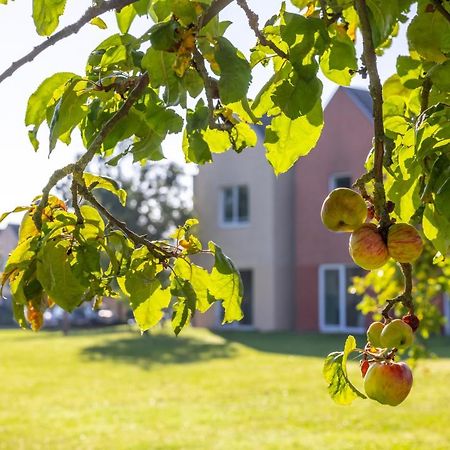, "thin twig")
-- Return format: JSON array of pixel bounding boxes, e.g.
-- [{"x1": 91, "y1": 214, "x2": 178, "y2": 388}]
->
[
  {"x1": 76, "y1": 180, "x2": 177, "y2": 260},
  {"x1": 199, "y1": 0, "x2": 235, "y2": 29},
  {"x1": 236, "y1": 0, "x2": 288, "y2": 59},
  {"x1": 432, "y1": 0, "x2": 450, "y2": 23},
  {"x1": 33, "y1": 72, "x2": 149, "y2": 230},
  {"x1": 71, "y1": 178, "x2": 83, "y2": 224},
  {"x1": 0, "y1": 0, "x2": 139, "y2": 85},
  {"x1": 354, "y1": 0, "x2": 390, "y2": 229}
]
